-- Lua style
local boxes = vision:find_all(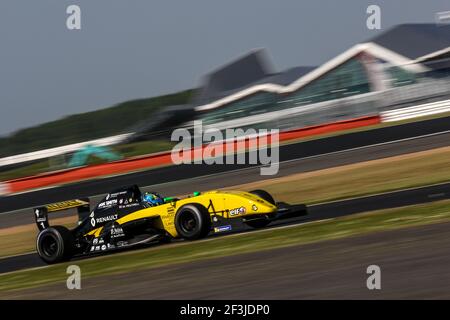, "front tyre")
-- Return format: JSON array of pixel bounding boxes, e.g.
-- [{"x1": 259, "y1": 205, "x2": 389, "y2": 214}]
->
[
  {"x1": 36, "y1": 226, "x2": 74, "y2": 264},
  {"x1": 175, "y1": 204, "x2": 211, "y2": 240}
]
